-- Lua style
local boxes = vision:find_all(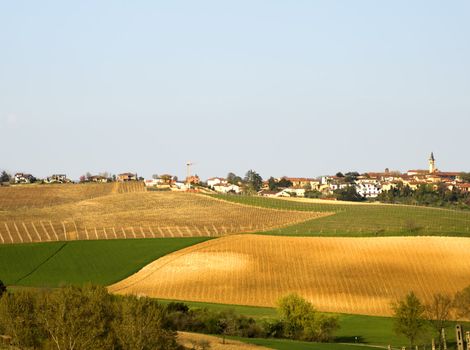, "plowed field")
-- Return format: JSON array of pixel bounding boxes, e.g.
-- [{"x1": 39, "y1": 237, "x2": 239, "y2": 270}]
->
[{"x1": 109, "y1": 234, "x2": 470, "y2": 316}]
